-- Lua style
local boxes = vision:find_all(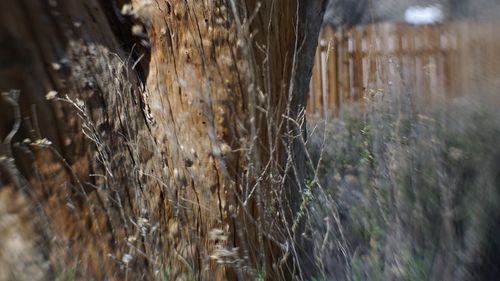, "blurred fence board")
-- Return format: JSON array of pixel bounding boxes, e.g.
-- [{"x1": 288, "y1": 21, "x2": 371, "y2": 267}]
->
[{"x1": 308, "y1": 20, "x2": 500, "y2": 117}]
